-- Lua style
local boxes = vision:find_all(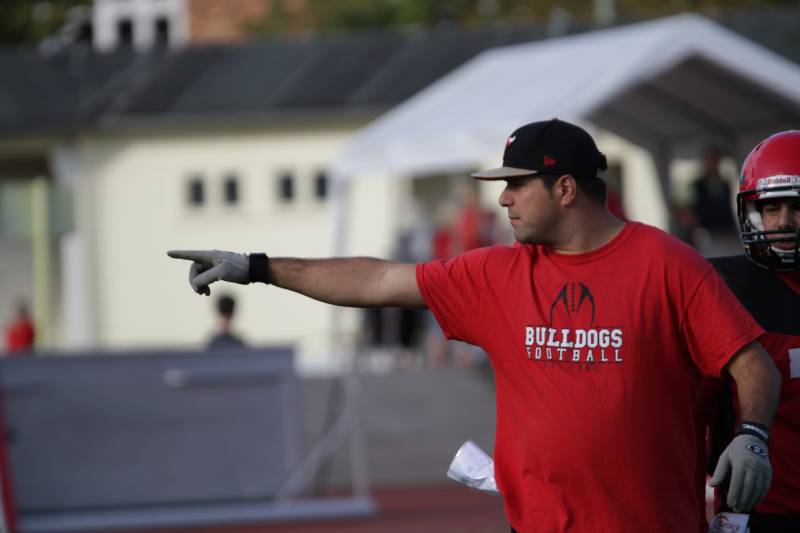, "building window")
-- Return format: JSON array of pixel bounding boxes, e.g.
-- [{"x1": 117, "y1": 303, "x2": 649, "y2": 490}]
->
[
  {"x1": 117, "y1": 18, "x2": 133, "y2": 48},
  {"x1": 187, "y1": 177, "x2": 204, "y2": 207},
  {"x1": 223, "y1": 175, "x2": 239, "y2": 205},
  {"x1": 77, "y1": 22, "x2": 93, "y2": 47},
  {"x1": 155, "y1": 17, "x2": 170, "y2": 48},
  {"x1": 278, "y1": 173, "x2": 294, "y2": 202},
  {"x1": 314, "y1": 171, "x2": 328, "y2": 200}
]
